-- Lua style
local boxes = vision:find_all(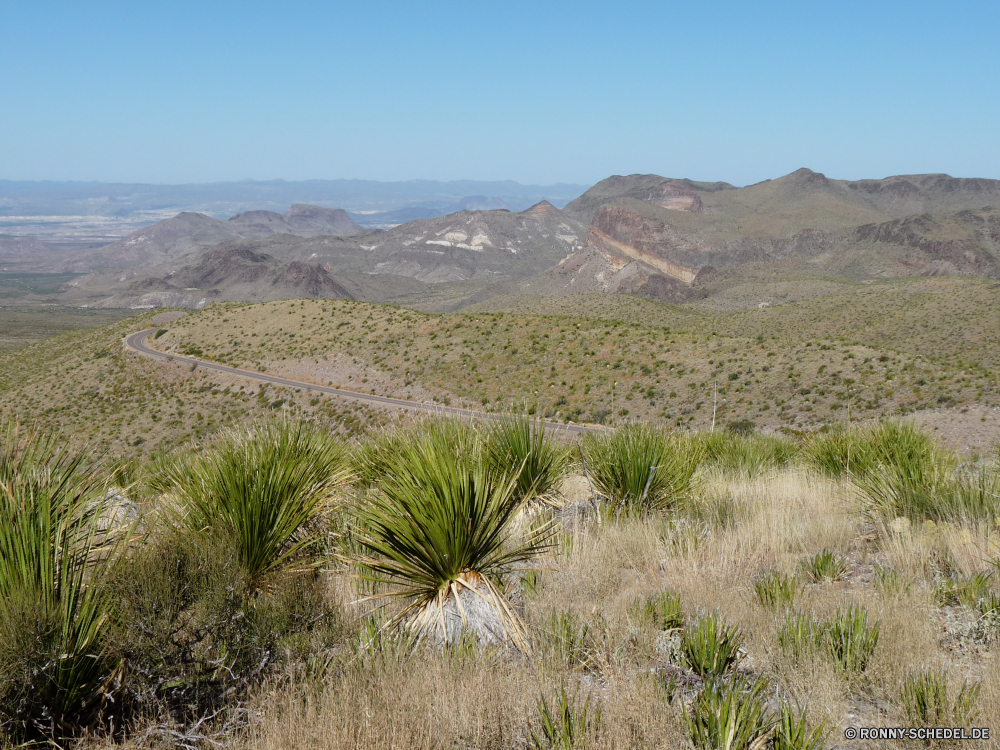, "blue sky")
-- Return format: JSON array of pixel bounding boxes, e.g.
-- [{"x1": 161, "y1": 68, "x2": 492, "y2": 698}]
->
[{"x1": 2, "y1": 0, "x2": 997, "y2": 186}]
